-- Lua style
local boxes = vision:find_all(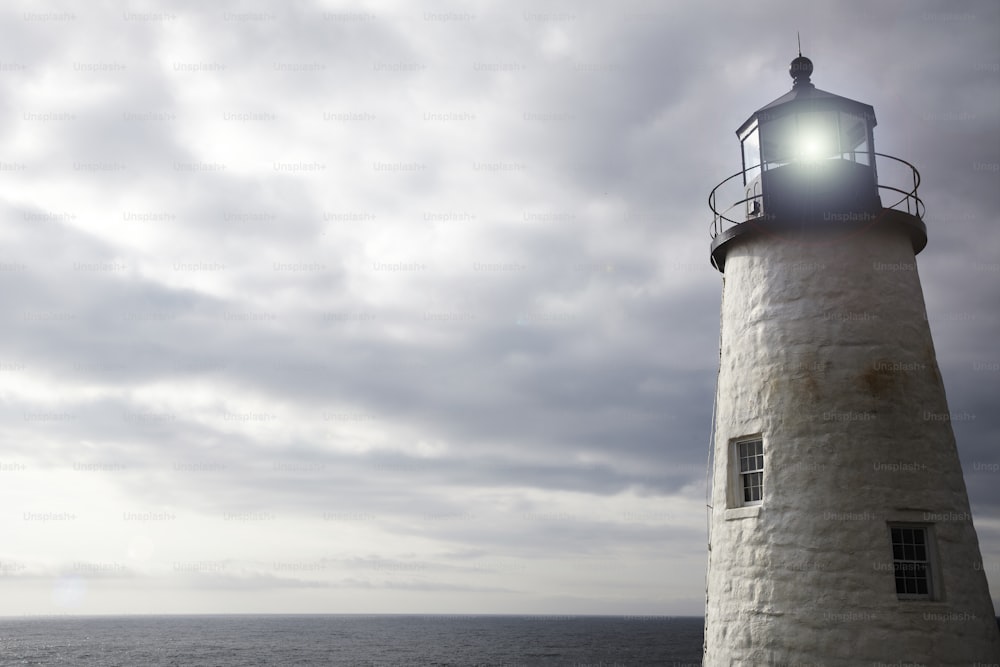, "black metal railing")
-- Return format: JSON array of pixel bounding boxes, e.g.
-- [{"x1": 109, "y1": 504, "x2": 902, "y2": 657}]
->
[
  {"x1": 873, "y1": 152, "x2": 924, "y2": 219},
  {"x1": 709, "y1": 153, "x2": 924, "y2": 239}
]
